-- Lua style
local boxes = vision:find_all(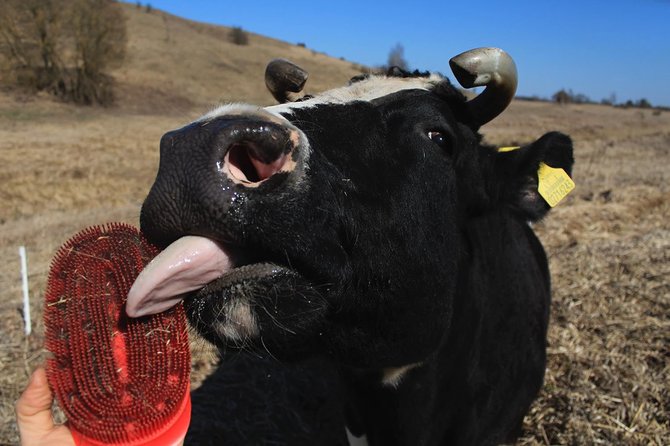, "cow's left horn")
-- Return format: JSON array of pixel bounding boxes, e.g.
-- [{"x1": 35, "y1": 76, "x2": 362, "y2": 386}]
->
[
  {"x1": 265, "y1": 59, "x2": 309, "y2": 104},
  {"x1": 449, "y1": 47, "x2": 517, "y2": 126}
]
